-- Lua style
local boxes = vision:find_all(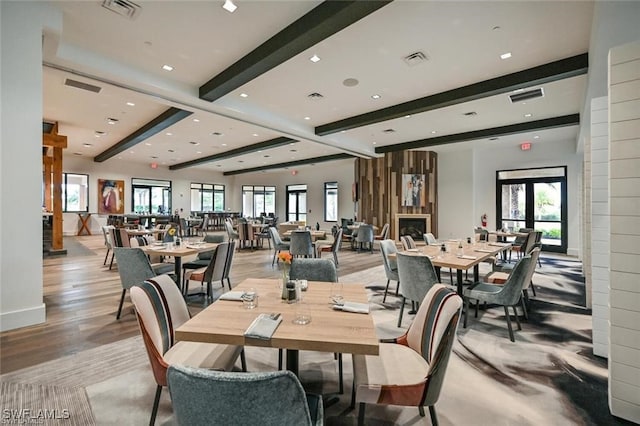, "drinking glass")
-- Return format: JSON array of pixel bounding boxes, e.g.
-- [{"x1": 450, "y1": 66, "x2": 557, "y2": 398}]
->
[
  {"x1": 242, "y1": 288, "x2": 258, "y2": 309},
  {"x1": 330, "y1": 282, "x2": 344, "y2": 305},
  {"x1": 293, "y1": 282, "x2": 311, "y2": 324}
]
